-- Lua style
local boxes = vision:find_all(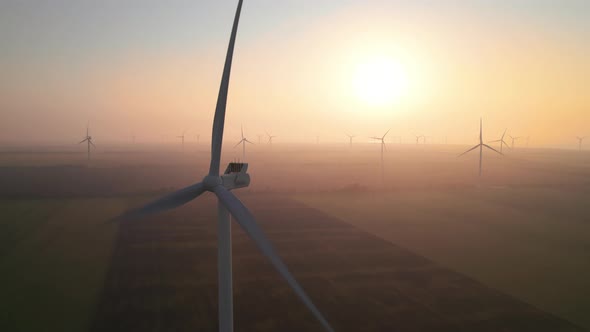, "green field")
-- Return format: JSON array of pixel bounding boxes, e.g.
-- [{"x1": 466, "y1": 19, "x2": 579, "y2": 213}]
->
[
  {"x1": 0, "y1": 198, "x2": 123, "y2": 332},
  {"x1": 294, "y1": 187, "x2": 590, "y2": 329}
]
